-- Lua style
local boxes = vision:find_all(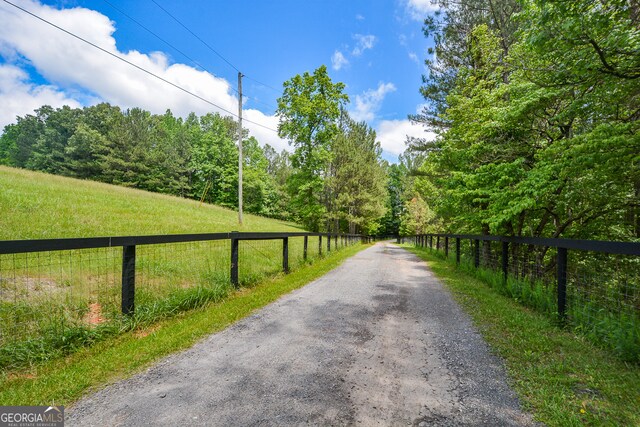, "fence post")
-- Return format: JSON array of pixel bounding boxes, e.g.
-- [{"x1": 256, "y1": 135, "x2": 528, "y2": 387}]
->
[
  {"x1": 456, "y1": 238, "x2": 461, "y2": 264},
  {"x1": 319, "y1": 235, "x2": 323, "y2": 256},
  {"x1": 303, "y1": 235, "x2": 308, "y2": 261},
  {"x1": 327, "y1": 233, "x2": 331, "y2": 252},
  {"x1": 445, "y1": 236, "x2": 449, "y2": 258},
  {"x1": 474, "y1": 239, "x2": 480, "y2": 268},
  {"x1": 121, "y1": 245, "x2": 136, "y2": 315},
  {"x1": 502, "y1": 241, "x2": 509, "y2": 282},
  {"x1": 230, "y1": 232, "x2": 239, "y2": 286},
  {"x1": 557, "y1": 247, "x2": 567, "y2": 321},
  {"x1": 283, "y1": 237, "x2": 289, "y2": 273},
  {"x1": 429, "y1": 235, "x2": 433, "y2": 249},
  {"x1": 437, "y1": 236, "x2": 440, "y2": 251},
  {"x1": 335, "y1": 234, "x2": 338, "y2": 250}
]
